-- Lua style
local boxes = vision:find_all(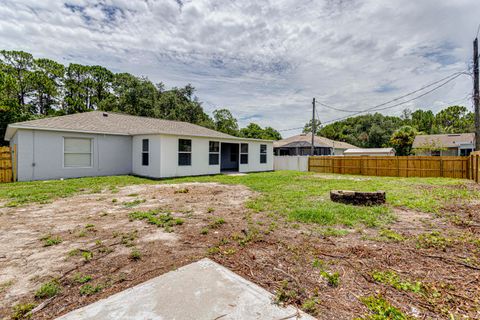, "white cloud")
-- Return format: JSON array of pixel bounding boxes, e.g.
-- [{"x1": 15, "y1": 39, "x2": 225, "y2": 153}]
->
[{"x1": 0, "y1": 0, "x2": 479, "y2": 136}]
